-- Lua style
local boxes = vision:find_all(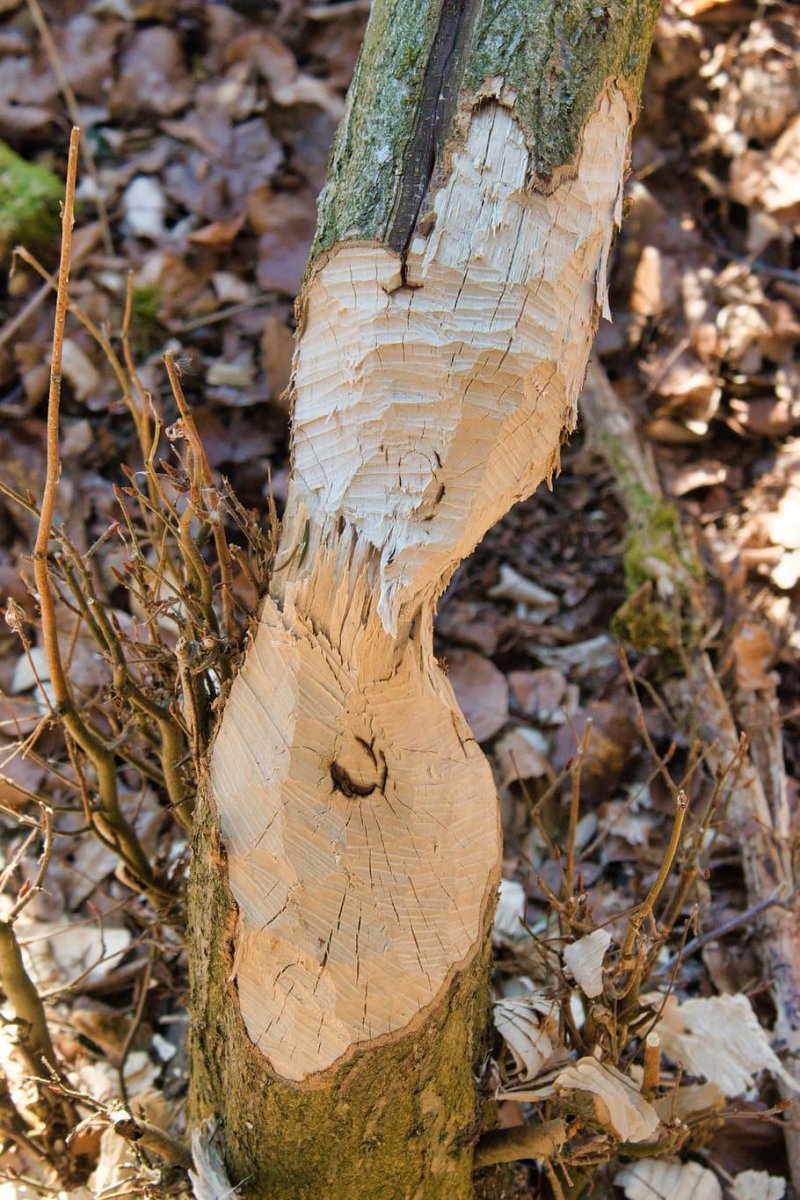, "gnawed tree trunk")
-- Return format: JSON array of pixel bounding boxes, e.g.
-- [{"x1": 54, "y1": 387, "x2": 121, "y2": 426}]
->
[{"x1": 189, "y1": 3, "x2": 658, "y2": 1196}]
